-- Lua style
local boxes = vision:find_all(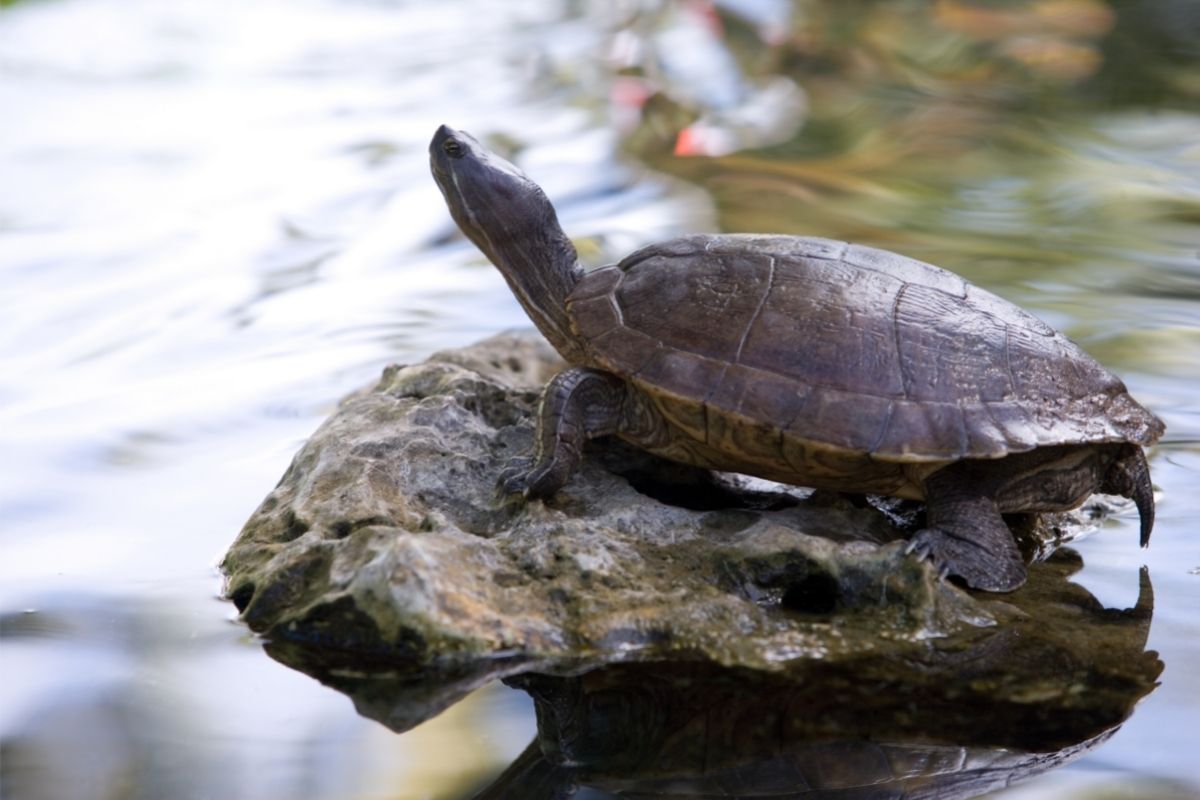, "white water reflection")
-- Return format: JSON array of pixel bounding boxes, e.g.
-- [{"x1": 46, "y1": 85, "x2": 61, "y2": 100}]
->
[
  {"x1": 0, "y1": 0, "x2": 711, "y2": 575},
  {"x1": 0, "y1": 1, "x2": 709, "y2": 797}
]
